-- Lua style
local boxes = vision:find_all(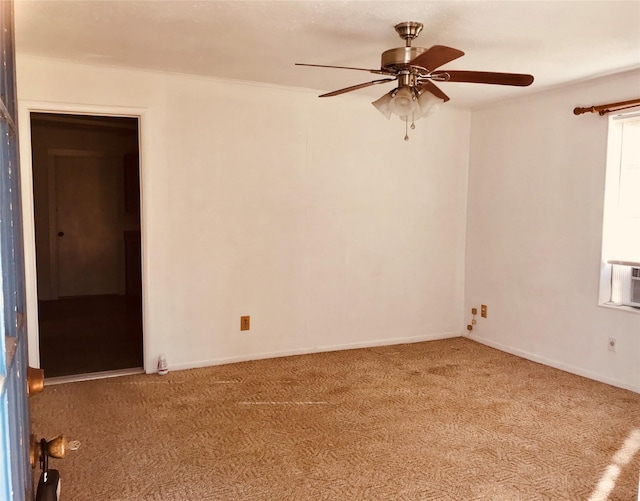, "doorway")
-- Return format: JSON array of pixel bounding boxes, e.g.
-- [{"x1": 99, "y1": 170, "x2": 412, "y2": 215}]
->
[{"x1": 30, "y1": 113, "x2": 143, "y2": 378}]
